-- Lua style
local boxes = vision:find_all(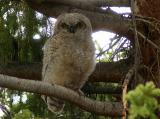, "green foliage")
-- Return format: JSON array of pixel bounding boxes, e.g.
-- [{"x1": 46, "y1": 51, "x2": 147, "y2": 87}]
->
[
  {"x1": 13, "y1": 109, "x2": 33, "y2": 119},
  {"x1": 126, "y1": 82, "x2": 160, "y2": 119},
  {"x1": 0, "y1": 1, "x2": 51, "y2": 118},
  {"x1": 25, "y1": 94, "x2": 48, "y2": 117},
  {"x1": 0, "y1": 0, "x2": 48, "y2": 64}
]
